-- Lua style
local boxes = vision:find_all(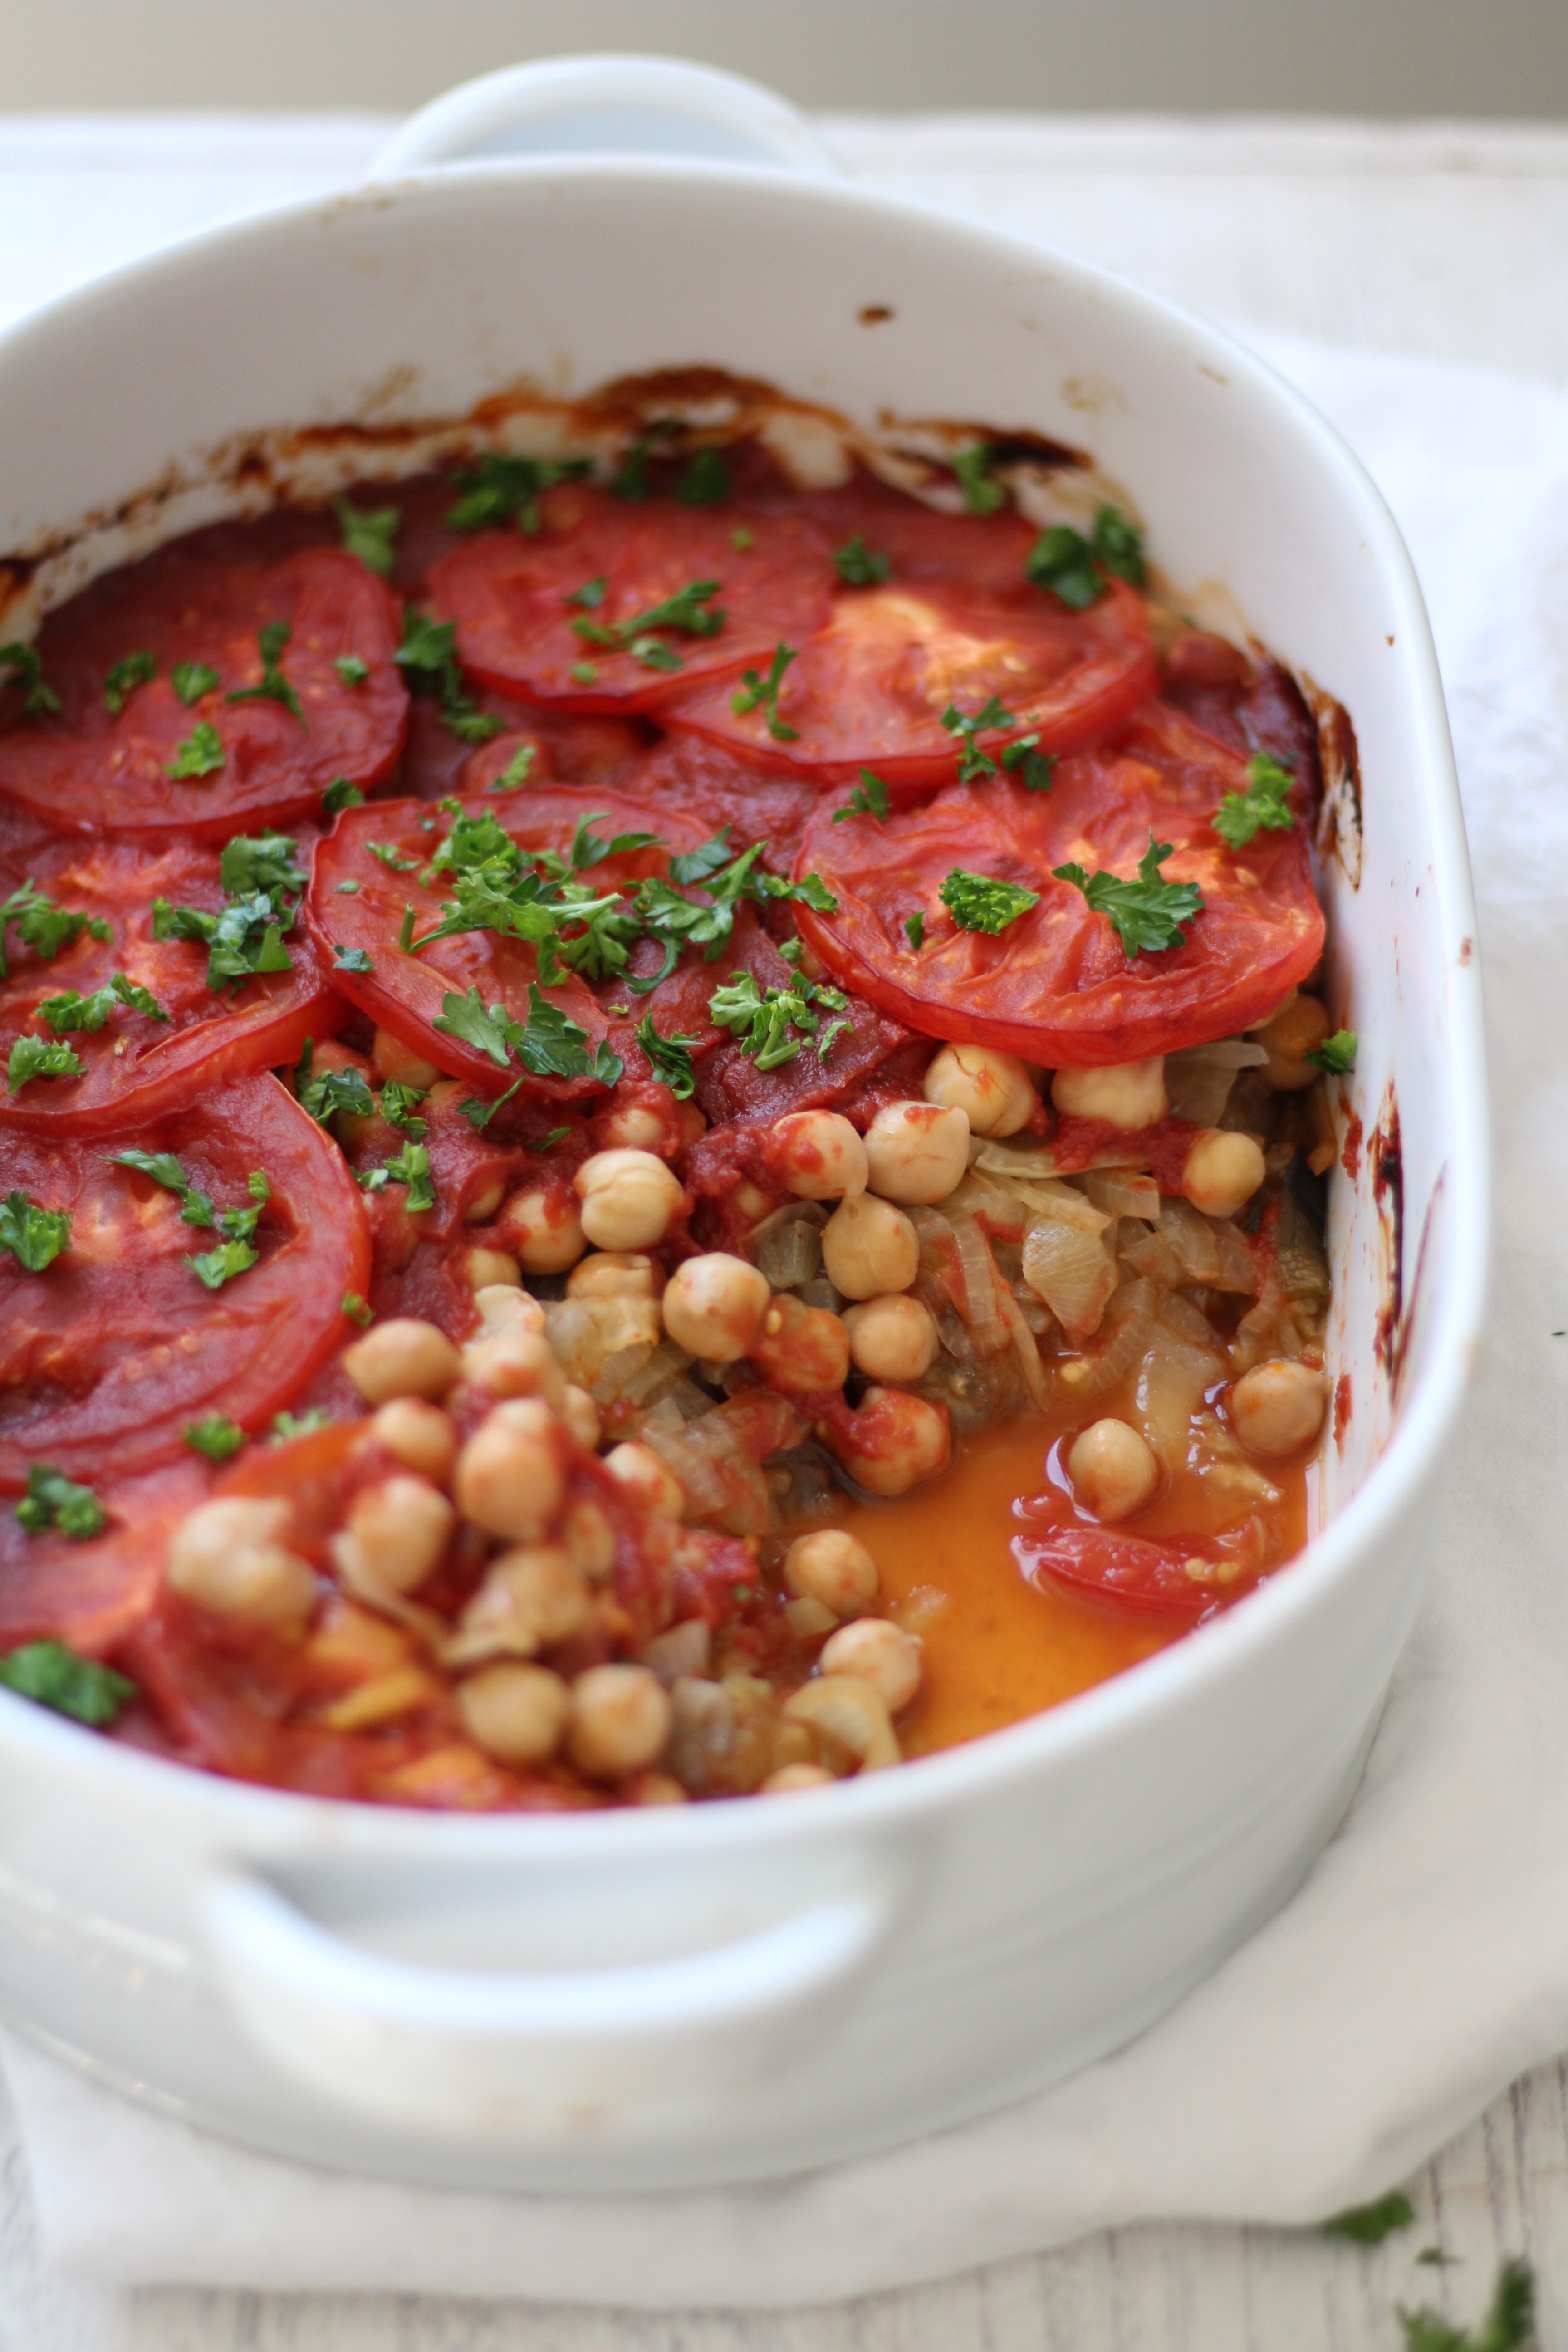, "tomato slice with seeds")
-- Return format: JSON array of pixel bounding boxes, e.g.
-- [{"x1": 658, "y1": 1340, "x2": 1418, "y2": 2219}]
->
[
  {"x1": 0, "y1": 818, "x2": 344, "y2": 1133},
  {"x1": 794, "y1": 698, "x2": 1324, "y2": 1066},
  {"x1": 665, "y1": 573, "x2": 1156, "y2": 795},
  {"x1": 0, "y1": 547, "x2": 407, "y2": 839},
  {"x1": 0, "y1": 1075, "x2": 368, "y2": 1488},
  {"x1": 428, "y1": 485, "x2": 835, "y2": 714}
]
